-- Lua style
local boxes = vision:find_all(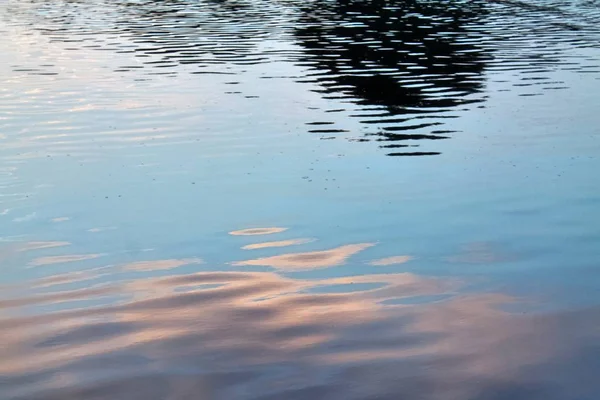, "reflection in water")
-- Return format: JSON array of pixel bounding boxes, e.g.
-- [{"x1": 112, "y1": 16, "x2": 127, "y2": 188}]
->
[
  {"x1": 293, "y1": 0, "x2": 600, "y2": 152},
  {"x1": 232, "y1": 243, "x2": 375, "y2": 271},
  {"x1": 294, "y1": 0, "x2": 489, "y2": 153},
  {"x1": 122, "y1": 258, "x2": 203, "y2": 272},
  {"x1": 2, "y1": 228, "x2": 599, "y2": 399},
  {"x1": 32, "y1": 267, "x2": 111, "y2": 289},
  {"x1": 87, "y1": 227, "x2": 117, "y2": 233},
  {"x1": 2, "y1": 0, "x2": 599, "y2": 156},
  {"x1": 230, "y1": 227, "x2": 289, "y2": 236},
  {"x1": 370, "y1": 255, "x2": 413, "y2": 266},
  {"x1": 2, "y1": 252, "x2": 600, "y2": 399},
  {"x1": 1, "y1": 0, "x2": 600, "y2": 398},
  {"x1": 18, "y1": 241, "x2": 70, "y2": 252},
  {"x1": 28, "y1": 253, "x2": 103, "y2": 267},
  {"x1": 242, "y1": 238, "x2": 314, "y2": 250}
]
